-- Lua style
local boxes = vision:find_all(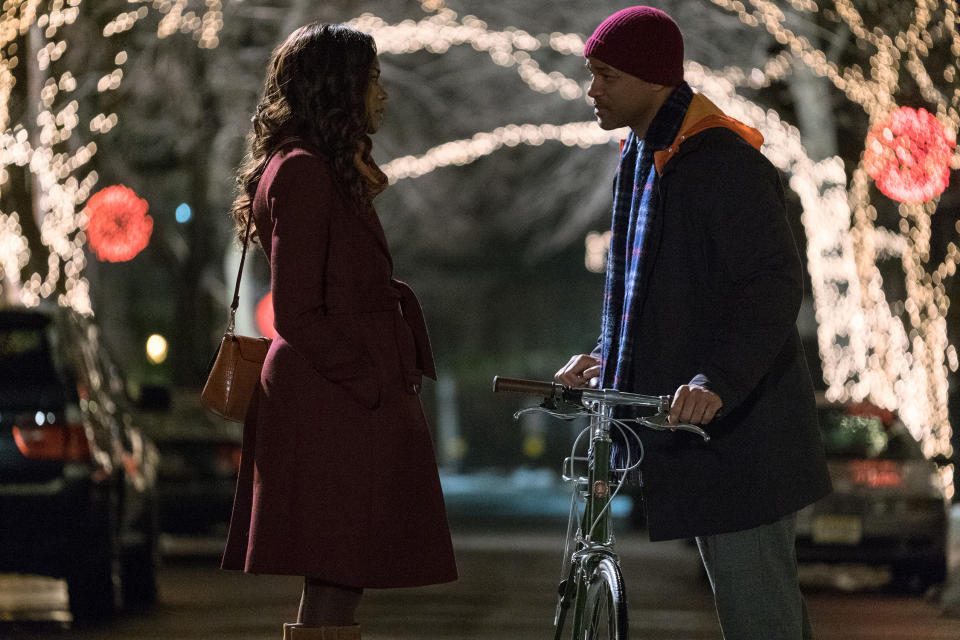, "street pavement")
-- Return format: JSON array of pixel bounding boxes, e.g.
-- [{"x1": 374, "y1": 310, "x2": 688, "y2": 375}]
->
[
  {"x1": 3, "y1": 524, "x2": 960, "y2": 639},
  {"x1": 2, "y1": 470, "x2": 960, "y2": 638}
]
